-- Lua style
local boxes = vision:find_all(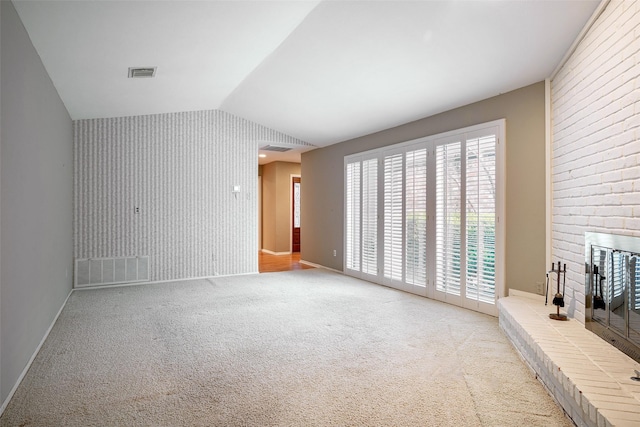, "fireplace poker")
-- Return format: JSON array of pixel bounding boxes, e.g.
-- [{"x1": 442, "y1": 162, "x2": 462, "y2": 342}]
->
[
  {"x1": 544, "y1": 263, "x2": 556, "y2": 306},
  {"x1": 562, "y1": 262, "x2": 566, "y2": 298}
]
